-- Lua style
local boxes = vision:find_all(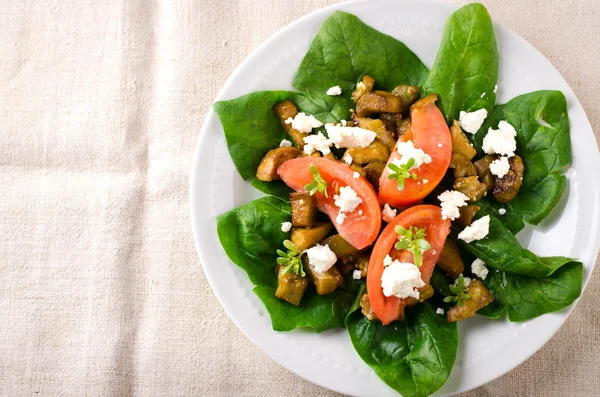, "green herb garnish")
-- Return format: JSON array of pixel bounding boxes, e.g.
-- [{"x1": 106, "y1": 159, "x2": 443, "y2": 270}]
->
[
  {"x1": 443, "y1": 275, "x2": 471, "y2": 306},
  {"x1": 387, "y1": 158, "x2": 421, "y2": 191},
  {"x1": 394, "y1": 225, "x2": 431, "y2": 267},
  {"x1": 304, "y1": 164, "x2": 329, "y2": 198},
  {"x1": 276, "y1": 240, "x2": 305, "y2": 277}
]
